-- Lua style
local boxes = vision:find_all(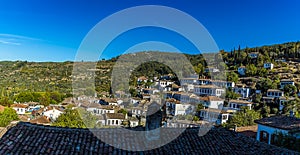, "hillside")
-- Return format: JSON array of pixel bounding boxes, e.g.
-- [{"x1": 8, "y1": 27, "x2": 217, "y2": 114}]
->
[{"x1": 0, "y1": 41, "x2": 300, "y2": 100}]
